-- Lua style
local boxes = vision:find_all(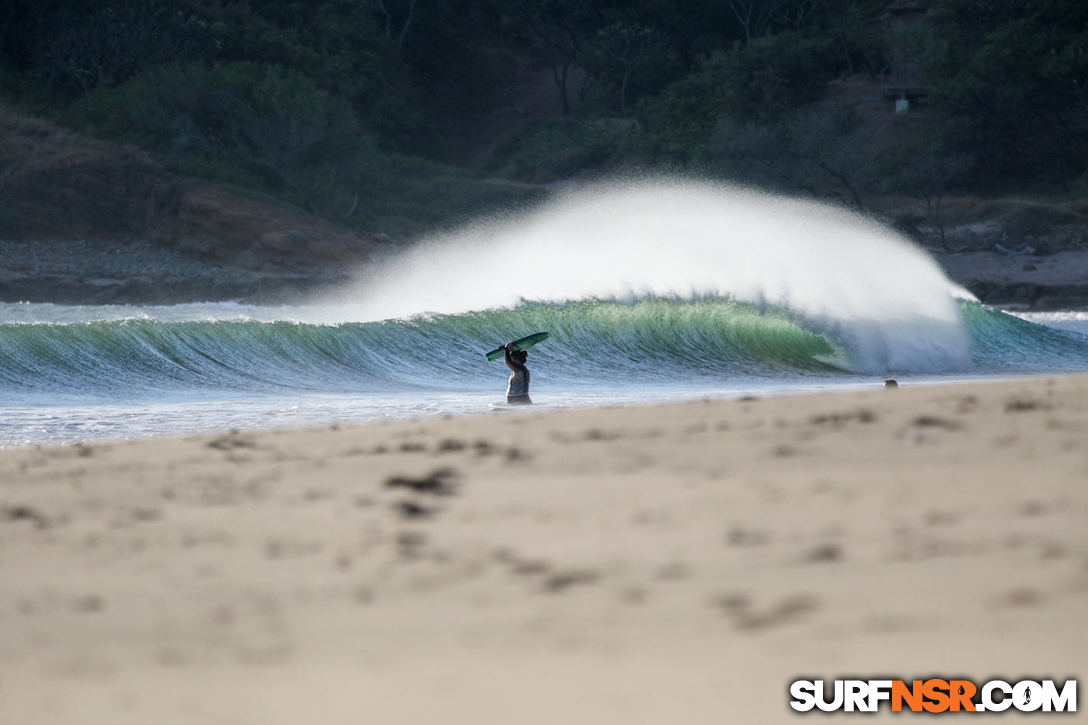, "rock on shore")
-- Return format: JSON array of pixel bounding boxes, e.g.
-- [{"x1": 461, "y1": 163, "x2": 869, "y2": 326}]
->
[{"x1": 899, "y1": 199, "x2": 1088, "y2": 309}]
